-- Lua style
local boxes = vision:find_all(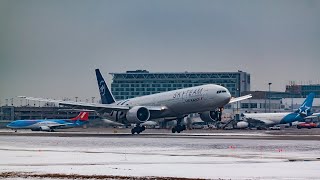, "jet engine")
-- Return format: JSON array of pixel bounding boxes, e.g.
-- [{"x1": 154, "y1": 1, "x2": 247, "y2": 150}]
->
[
  {"x1": 126, "y1": 106, "x2": 150, "y2": 123},
  {"x1": 236, "y1": 121, "x2": 249, "y2": 129},
  {"x1": 39, "y1": 126, "x2": 51, "y2": 131},
  {"x1": 31, "y1": 128, "x2": 41, "y2": 131},
  {"x1": 199, "y1": 111, "x2": 219, "y2": 122}
]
